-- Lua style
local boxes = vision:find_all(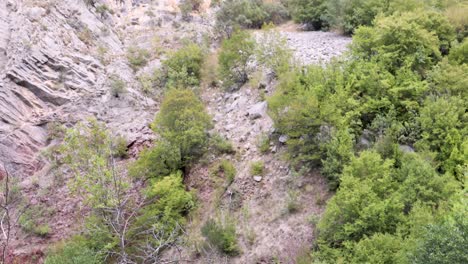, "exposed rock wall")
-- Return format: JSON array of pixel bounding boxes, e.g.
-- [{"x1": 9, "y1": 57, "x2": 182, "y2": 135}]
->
[{"x1": 0, "y1": 0, "x2": 155, "y2": 177}]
